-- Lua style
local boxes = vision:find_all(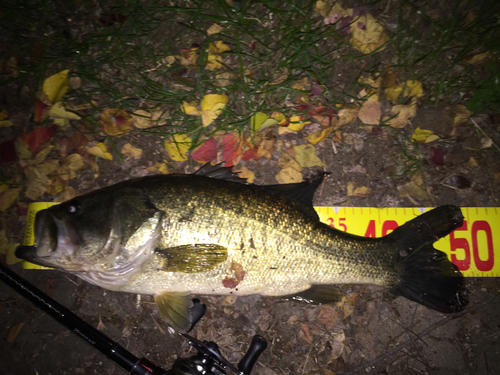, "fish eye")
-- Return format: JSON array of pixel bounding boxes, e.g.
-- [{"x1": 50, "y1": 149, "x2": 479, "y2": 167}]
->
[{"x1": 67, "y1": 200, "x2": 81, "y2": 215}]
